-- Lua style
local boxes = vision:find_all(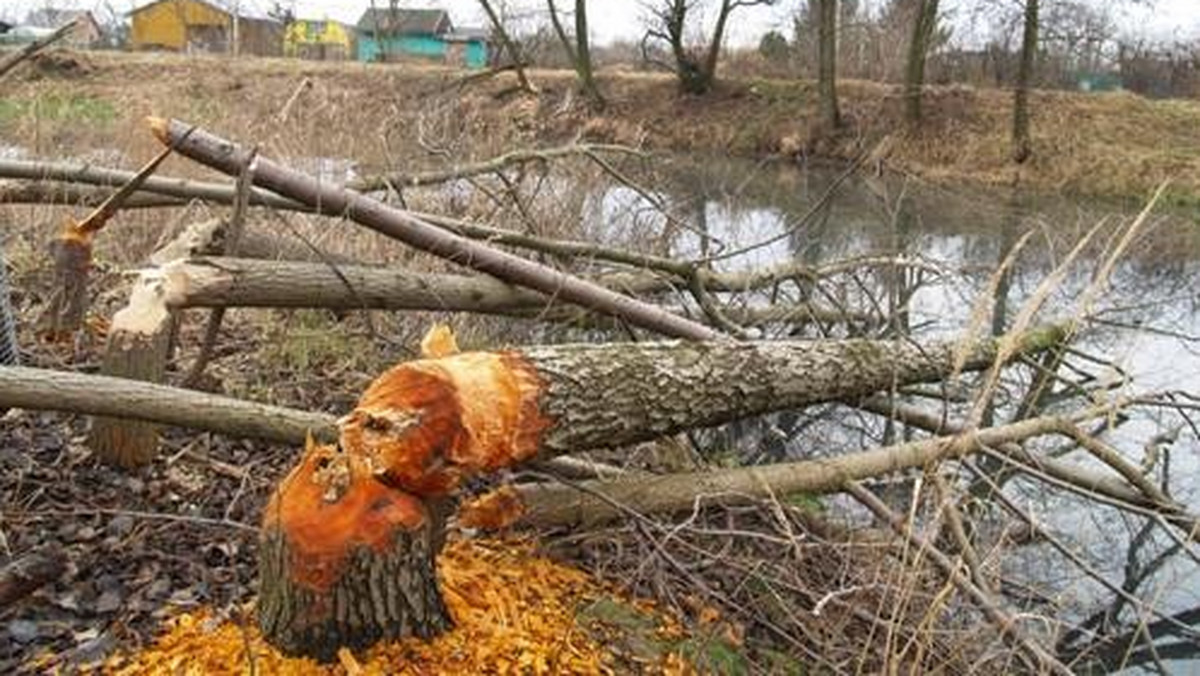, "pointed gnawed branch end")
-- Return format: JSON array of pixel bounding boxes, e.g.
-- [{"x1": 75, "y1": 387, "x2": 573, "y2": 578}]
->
[{"x1": 146, "y1": 116, "x2": 170, "y2": 146}]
